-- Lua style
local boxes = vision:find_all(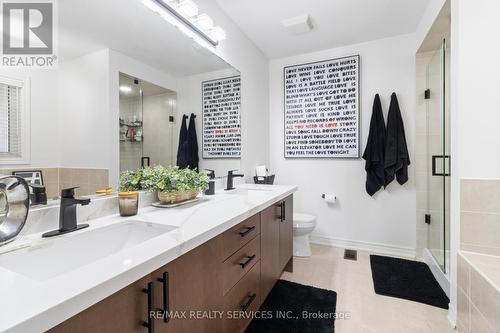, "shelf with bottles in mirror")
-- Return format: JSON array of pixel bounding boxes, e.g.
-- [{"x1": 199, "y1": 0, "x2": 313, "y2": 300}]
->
[{"x1": 119, "y1": 118, "x2": 143, "y2": 143}]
